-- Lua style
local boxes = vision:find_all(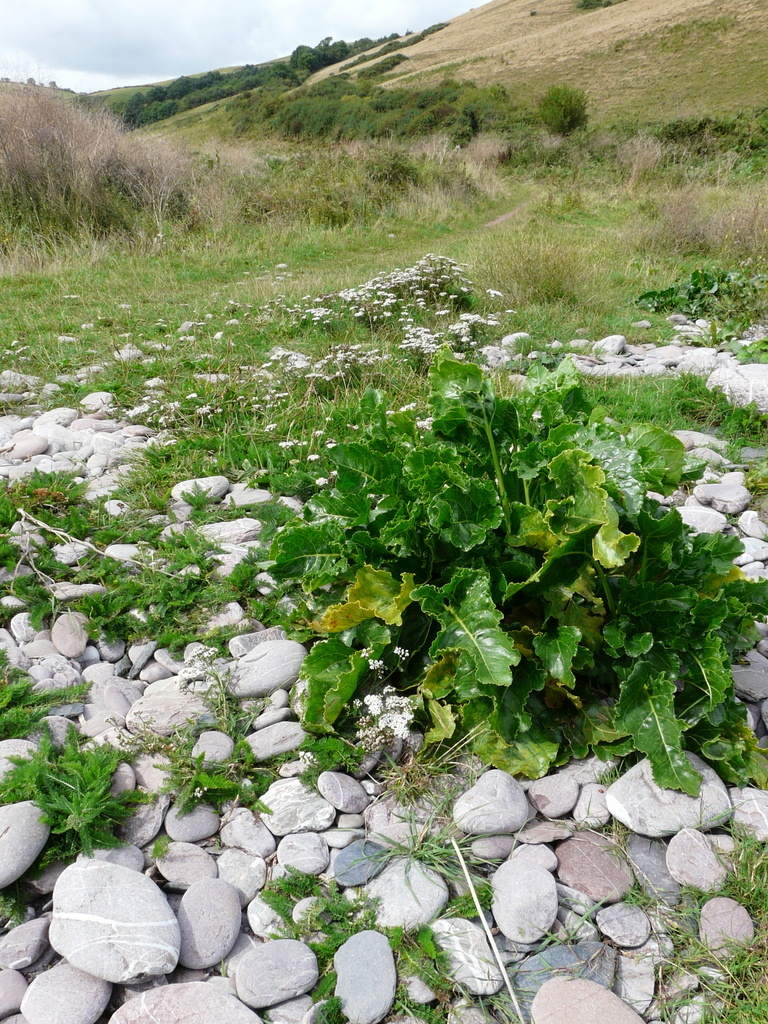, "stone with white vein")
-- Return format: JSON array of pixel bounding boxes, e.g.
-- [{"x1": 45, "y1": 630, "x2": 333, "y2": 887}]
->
[{"x1": 50, "y1": 860, "x2": 180, "y2": 983}]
